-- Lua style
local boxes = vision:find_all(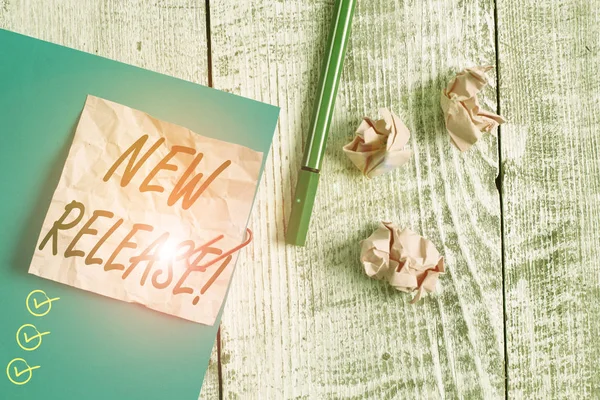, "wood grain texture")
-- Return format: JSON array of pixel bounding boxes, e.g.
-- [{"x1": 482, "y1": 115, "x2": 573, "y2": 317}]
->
[
  {"x1": 200, "y1": 346, "x2": 220, "y2": 400},
  {"x1": 498, "y1": 0, "x2": 600, "y2": 398},
  {"x1": 210, "y1": 0, "x2": 504, "y2": 398},
  {"x1": 0, "y1": 2, "x2": 219, "y2": 399}
]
